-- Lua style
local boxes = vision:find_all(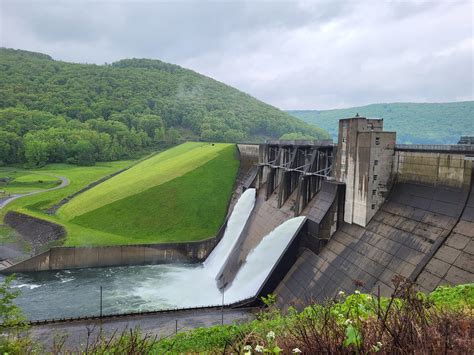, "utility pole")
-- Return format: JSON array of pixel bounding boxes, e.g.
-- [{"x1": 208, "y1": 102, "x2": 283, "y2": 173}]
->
[
  {"x1": 221, "y1": 290, "x2": 224, "y2": 325},
  {"x1": 100, "y1": 286, "x2": 103, "y2": 318}
]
